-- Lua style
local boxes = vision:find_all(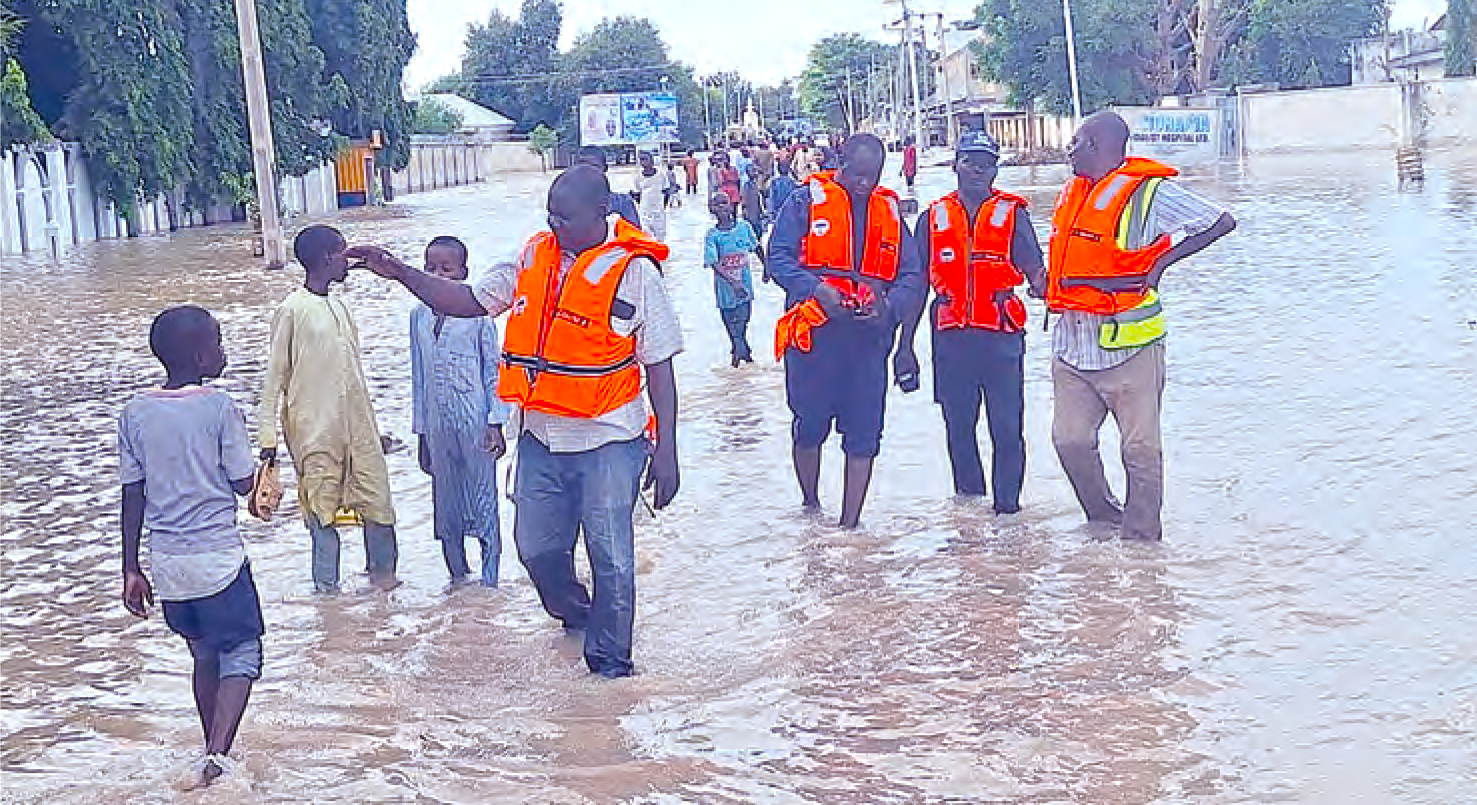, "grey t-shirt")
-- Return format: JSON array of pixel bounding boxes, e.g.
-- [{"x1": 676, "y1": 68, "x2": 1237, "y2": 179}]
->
[{"x1": 118, "y1": 386, "x2": 255, "y2": 601}]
